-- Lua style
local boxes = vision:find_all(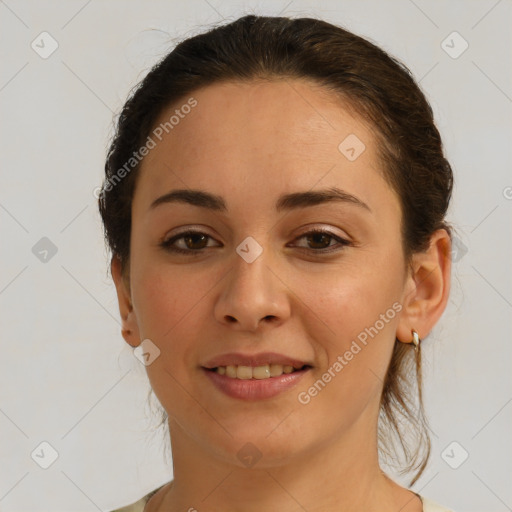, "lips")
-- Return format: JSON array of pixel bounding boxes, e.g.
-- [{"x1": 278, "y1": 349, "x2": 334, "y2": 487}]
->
[
  {"x1": 202, "y1": 351, "x2": 313, "y2": 370},
  {"x1": 203, "y1": 365, "x2": 311, "y2": 400}
]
